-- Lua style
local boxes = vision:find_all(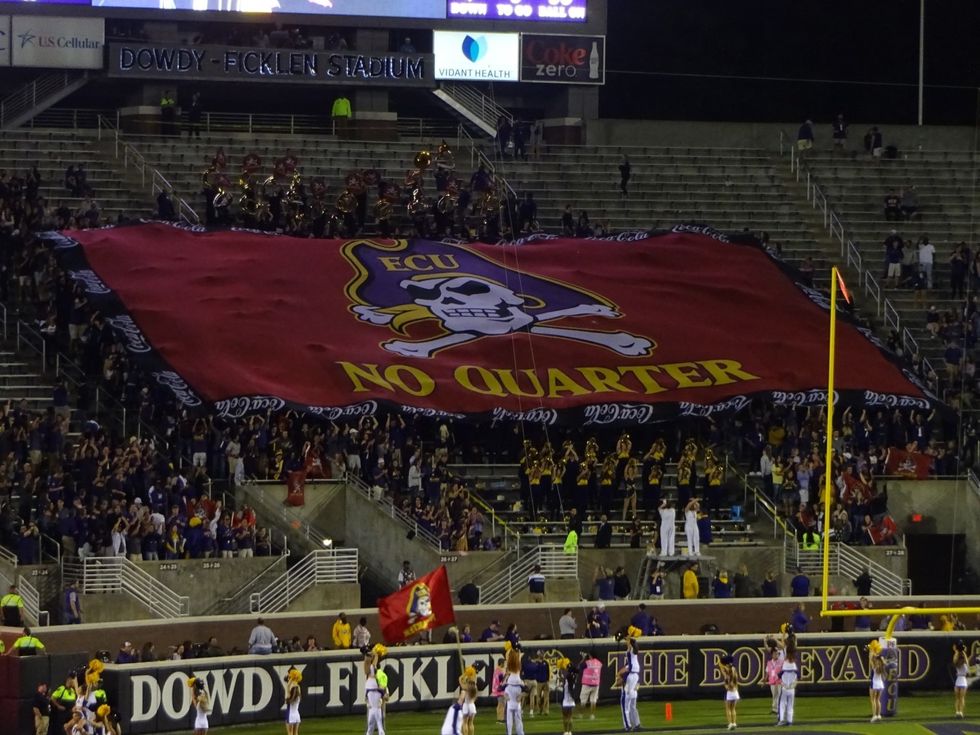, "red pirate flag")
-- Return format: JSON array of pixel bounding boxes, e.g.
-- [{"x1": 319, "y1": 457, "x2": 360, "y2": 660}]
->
[
  {"x1": 286, "y1": 470, "x2": 306, "y2": 506},
  {"x1": 884, "y1": 447, "x2": 932, "y2": 480},
  {"x1": 378, "y1": 565, "x2": 455, "y2": 644}
]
